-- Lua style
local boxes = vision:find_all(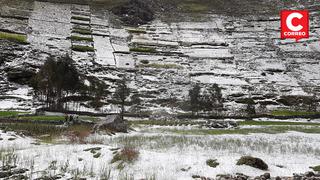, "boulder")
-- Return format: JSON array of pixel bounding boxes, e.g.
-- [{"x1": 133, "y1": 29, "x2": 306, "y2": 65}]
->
[
  {"x1": 204, "y1": 120, "x2": 238, "y2": 129},
  {"x1": 236, "y1": 173, "x2": 249, "y2": 180},
  {"x1": 275, "y1": 176, "x2": 281, "y2": 180},
  {"x1": 93, "y1": 114, "x2": 128, "y2": 133},
  {"x1": 293, "y1": 173, "x2": 302, "y2": 180},
  {"x1": 0, "y1": 168, "x2": 28, "y2": 178},
  {"x1": 236, "y1": 156, "x2": 268, "y2": 170},
  {"x1": 261, "y1": 173, "x2": 271, "y2": 179},
  {"x1": 304, "y1": 171, "x2": 315, "y2": 177}
]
